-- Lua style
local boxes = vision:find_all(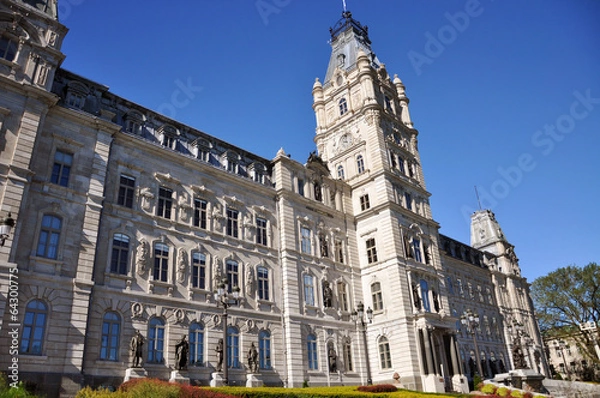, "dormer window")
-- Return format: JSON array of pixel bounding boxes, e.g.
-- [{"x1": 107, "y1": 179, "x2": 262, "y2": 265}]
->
[
  {"x1": 249, "y1": 162, "x2": 267, "y2": 184},
  {"x1": 0, "y1": 35, "x2": 18, "y2": 62},
  {"x1": 223, "y1": 151, "x2": 240, "y2": 174},
  {"x1": 158, "y1": 125, "x2": 178, "y2": 149},
  {"x1": 339, "y1": 98, "x2": 348, "y2": 116},
  {"x1": 194, "y1": 139, "x2": 211, "y2": 163},
  {"x1": 65, "y1": 82, "x2": 89, "y2": 110},
  {"x1": 124, "y1": 112, "x2": 144, "y2": 135}
]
